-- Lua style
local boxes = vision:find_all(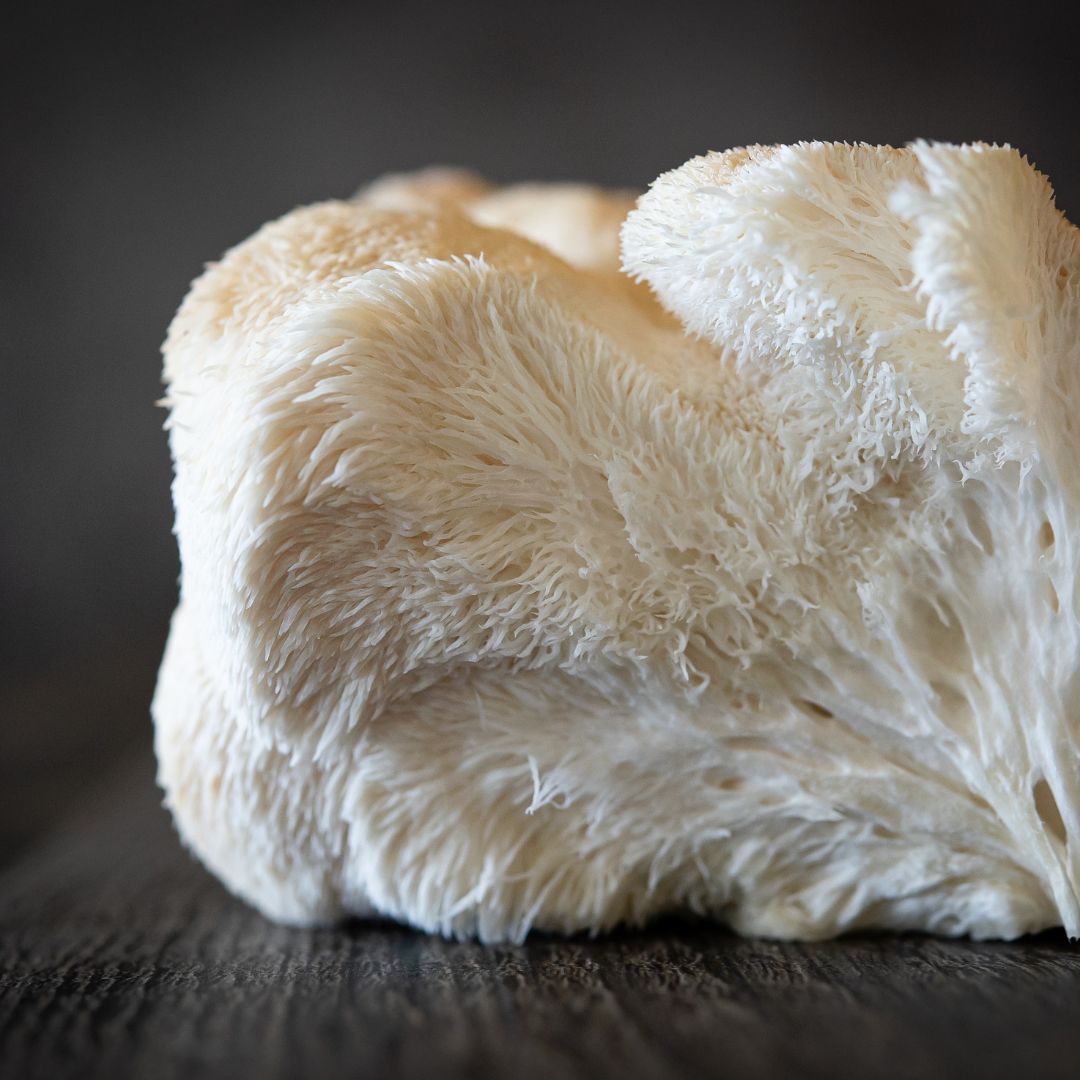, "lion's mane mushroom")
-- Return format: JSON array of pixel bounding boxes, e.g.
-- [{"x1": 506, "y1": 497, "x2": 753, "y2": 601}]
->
[{"x1": 153, "y1": 142, "x2": 1080, "y2": 942}]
